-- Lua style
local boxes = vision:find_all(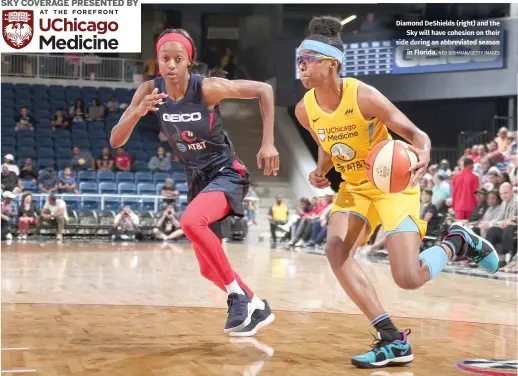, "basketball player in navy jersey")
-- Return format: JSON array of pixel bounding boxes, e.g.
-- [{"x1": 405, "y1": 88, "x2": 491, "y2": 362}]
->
[{"x1": 111, "y1": 29, "x2": 278, "y2": 336}]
